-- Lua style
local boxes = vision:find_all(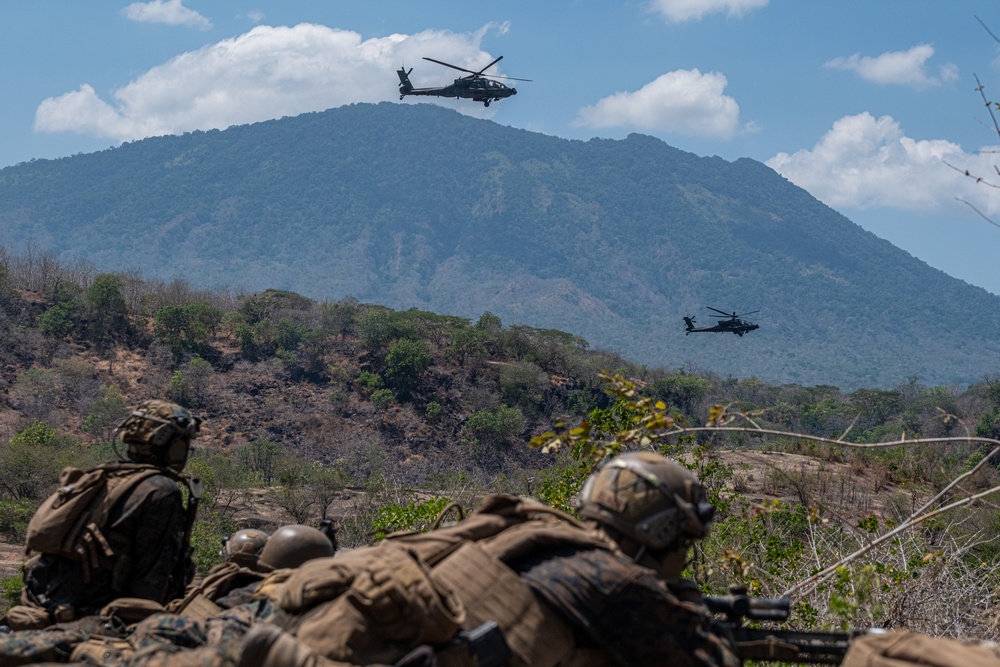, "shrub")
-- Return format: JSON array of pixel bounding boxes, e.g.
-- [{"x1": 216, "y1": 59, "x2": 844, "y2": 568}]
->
[
  {"x1": 425, "y1": 401, "x2": 443, "y2": 422},
  {"x1": 370, "y1": 388, "x2": 396, "y2": 409},
  {"x1": 464, "y1": 405, "x2": 525, "y2": 446},
  {"x1": 385, "y1": 338, "x2": 431, "y2": 395},
  {"x1": 370, "y1": 496, "x2": 453, "y2": 540}
]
